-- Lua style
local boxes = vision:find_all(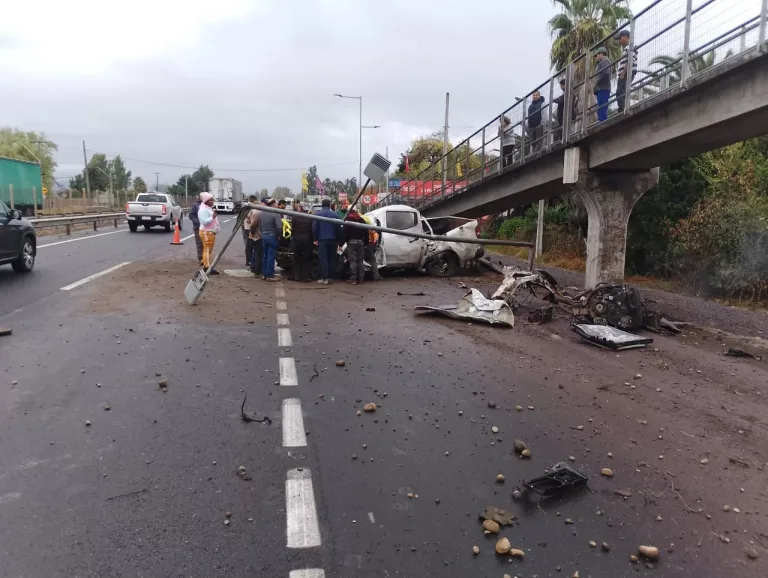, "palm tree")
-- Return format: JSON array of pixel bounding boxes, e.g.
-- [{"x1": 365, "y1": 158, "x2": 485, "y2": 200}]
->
[
  {"x1": 548, "y1": 0, "x2": 632, "y2": 72},
  {"x1": 640, "y1": 49, "x2": 733, "y2": 97}
]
